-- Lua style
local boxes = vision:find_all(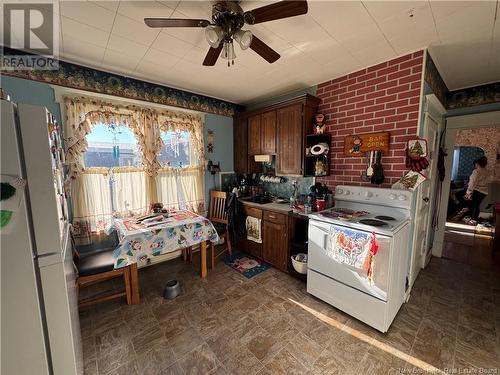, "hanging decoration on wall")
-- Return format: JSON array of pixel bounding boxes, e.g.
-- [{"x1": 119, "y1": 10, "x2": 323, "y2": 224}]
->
[
  {"x1": 344, "y1": 132, "x2": 390, "y2": 156},
  {"x1": 313, "y1": 113, "x2": 325, "y2": 134},
  {"x1": 393, "y1": 170, "x2": 426, "y2": 191},
  {"x1": 108, "y1": 124, "x2": 122, "y2": 161},
  {"x1": 0, "y1": 175, "x2": 26, "y2": 233},
  {"x1": 207, "y1": 129, "x2": 215, "y2": 153},
  {"x1": 406, "y1": 137, "x2": 429, "y2": 172}
]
